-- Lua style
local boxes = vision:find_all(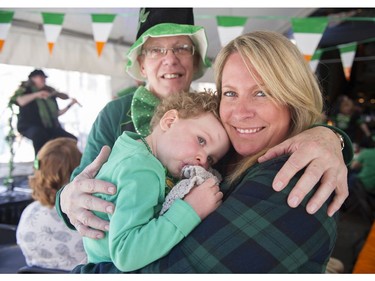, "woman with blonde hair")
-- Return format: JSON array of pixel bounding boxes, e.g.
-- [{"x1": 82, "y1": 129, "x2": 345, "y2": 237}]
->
[
  {"x1": 17, "y1": 137, "x2": 86, "y2": 271},
  {"x1": 76, "y1": 31, "x2": 344, "y2": 273}
]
